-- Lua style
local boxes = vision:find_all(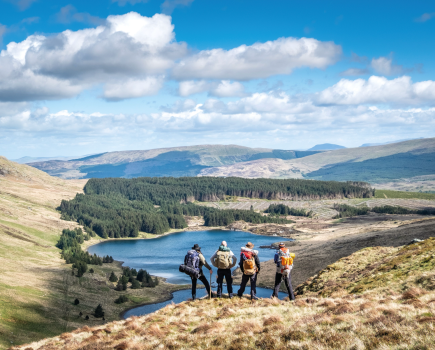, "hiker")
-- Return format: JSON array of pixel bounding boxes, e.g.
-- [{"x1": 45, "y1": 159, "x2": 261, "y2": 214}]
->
[
  {"x1": 184, "y1": 244, "x2": 213, "y2": 300},
  {"x1": 210, "y1": 240, "x2": 237, "y2": 298},
  {"x1": 271, "y1": 242, "x2": 295, "y2": 301},
  {"x1": 237, "y1": 242, "x2": 260, "y2": 300}
]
